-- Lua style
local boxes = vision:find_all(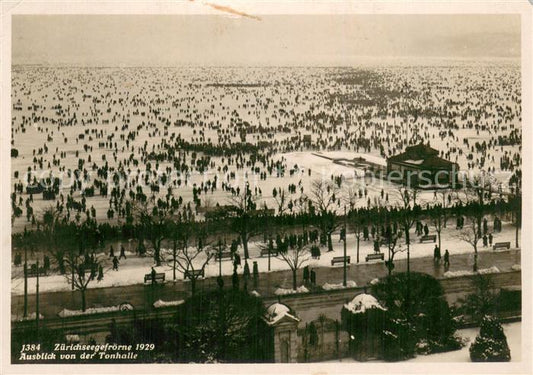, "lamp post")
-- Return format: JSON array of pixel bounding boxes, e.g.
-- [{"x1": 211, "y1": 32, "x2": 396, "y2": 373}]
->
[{"x1": 343, "y1": 206, "x2": 347, "y2": 287}]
